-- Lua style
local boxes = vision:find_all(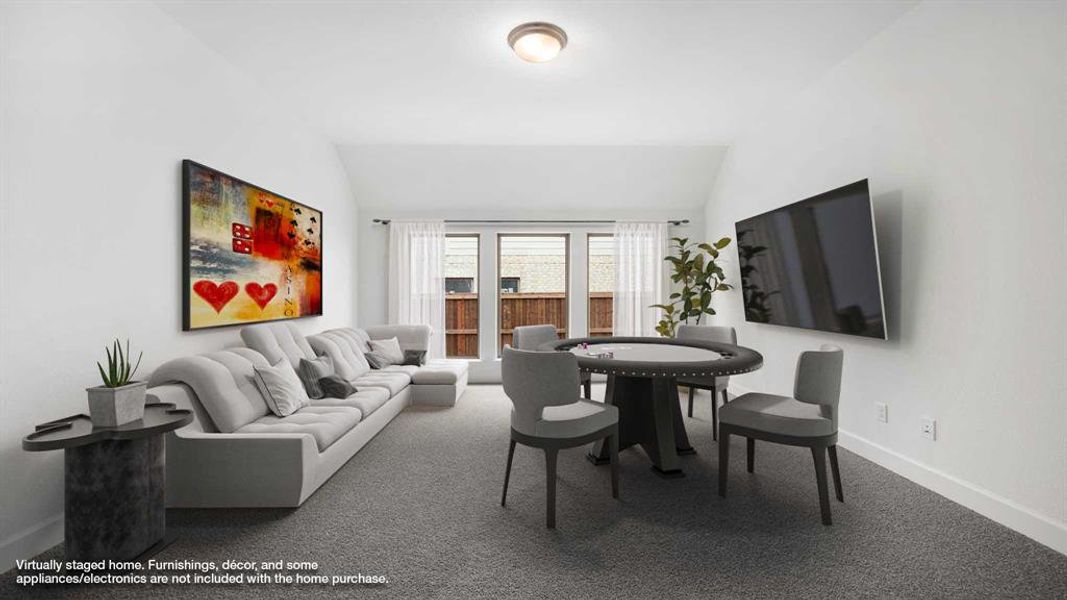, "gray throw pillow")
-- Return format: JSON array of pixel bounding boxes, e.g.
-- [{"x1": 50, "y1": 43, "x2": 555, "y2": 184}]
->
[
  {"x1": 299, "y1": 356, "x2": 334, "y2": 399},
  {"x1": 368, "y1": 337, "x2": 405, "y2": 364},
  {"x1": 364, "y1": 351, "x2": 390, "y2": 370},
  {"x1": 402, "y1": 350, "x2": 426, "y2": 366},
  {"x1": 252, "y1": 358, "x2": 311, "y2": 417},
  {"x1": 319, "y1": 375, "x2": 356, "y2": 399}
]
